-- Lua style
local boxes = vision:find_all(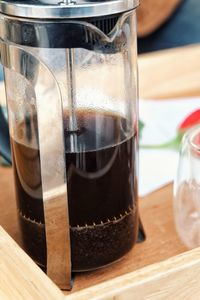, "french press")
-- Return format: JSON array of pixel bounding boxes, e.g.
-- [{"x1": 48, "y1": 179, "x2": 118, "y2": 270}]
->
[{"x1": 0, "y1": 0, "x2": 143, "y2": 290}]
